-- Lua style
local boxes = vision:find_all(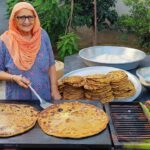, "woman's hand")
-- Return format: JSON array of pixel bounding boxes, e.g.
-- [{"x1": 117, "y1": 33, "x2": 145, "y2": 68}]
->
[
  {"x1": 51, "y1": 90, "x2": 62, "y2": 101},
  {"x1": 12, "y1": 75, "x2": 30, "y2": 88}
]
